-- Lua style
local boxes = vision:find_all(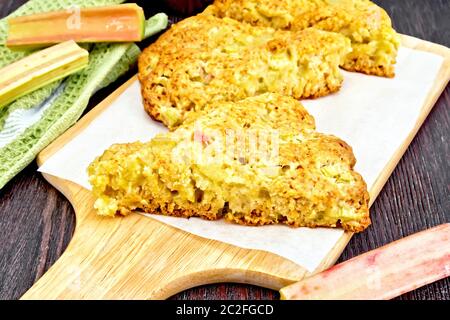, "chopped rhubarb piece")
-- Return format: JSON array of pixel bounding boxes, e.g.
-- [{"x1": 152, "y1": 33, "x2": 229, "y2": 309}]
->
[
  {"x1": 0, "y1": 40, "x2": 88, "y2": 109},
  {"x1": 6, "y1": 4, "x2": 145, "y2": 48}
]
